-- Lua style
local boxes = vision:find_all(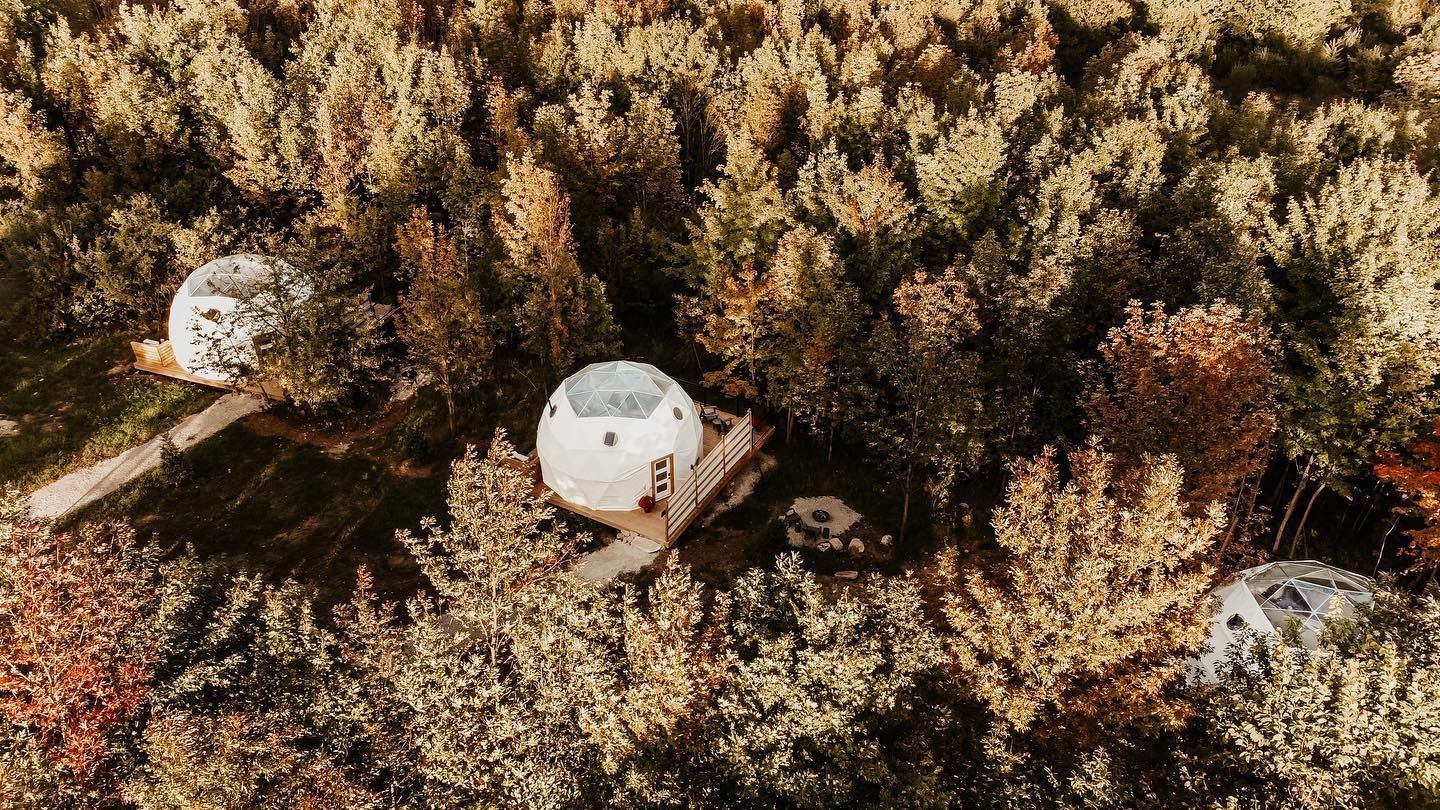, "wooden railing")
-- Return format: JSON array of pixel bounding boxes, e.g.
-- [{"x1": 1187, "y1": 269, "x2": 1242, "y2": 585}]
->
[{"x1": 664, "y1": 410, "x2": 759, "y2": 543}]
